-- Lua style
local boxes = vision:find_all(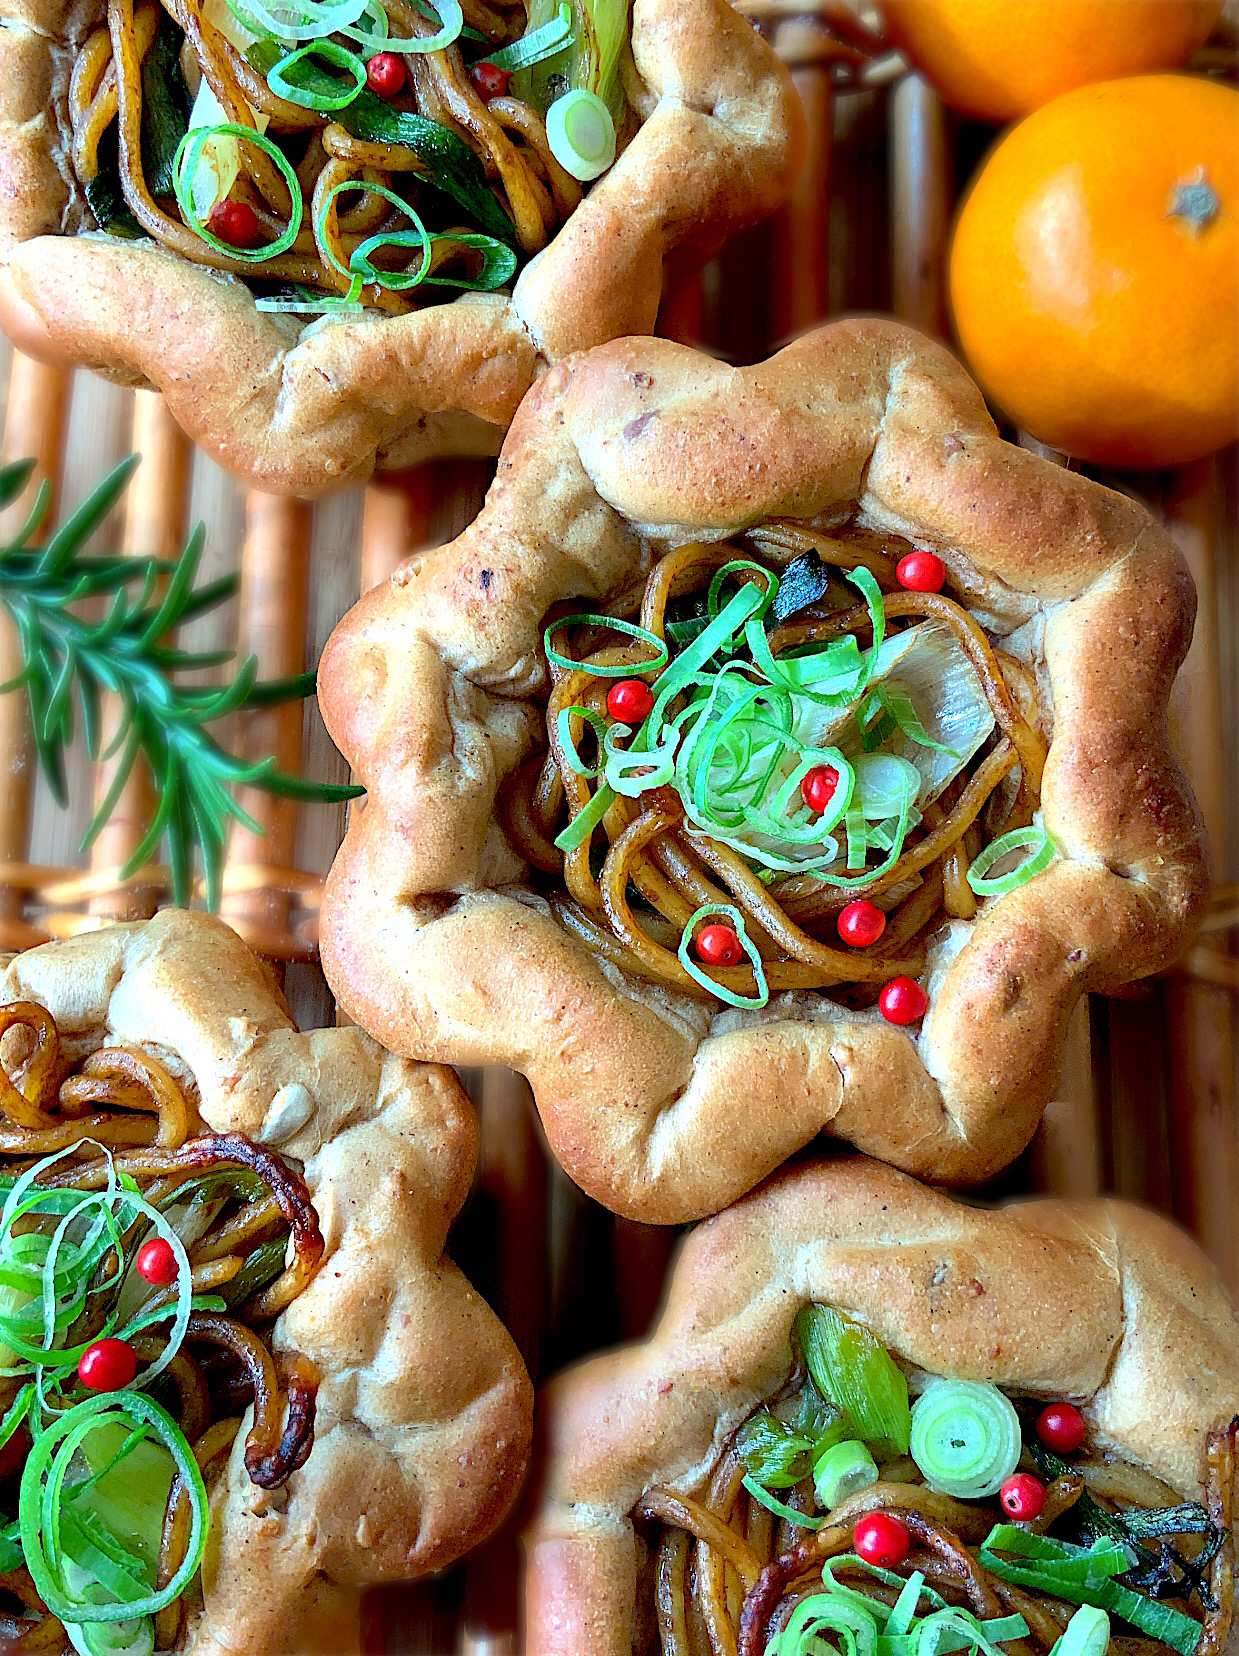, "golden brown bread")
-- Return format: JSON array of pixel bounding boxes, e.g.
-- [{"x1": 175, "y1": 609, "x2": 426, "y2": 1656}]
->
[
  {"x1": 523, "y1": 1155, "x2": 1239, "y2": 1656},
  {"x1": 0, "y1": 0, "x2": 803, "y2": 495},
  {"x1": 317, "y1": 317, "x2": 1208, "y2": 1224},
  {"x1": 0, "y1": 909, "x2": 533, "y2": 1656}
]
